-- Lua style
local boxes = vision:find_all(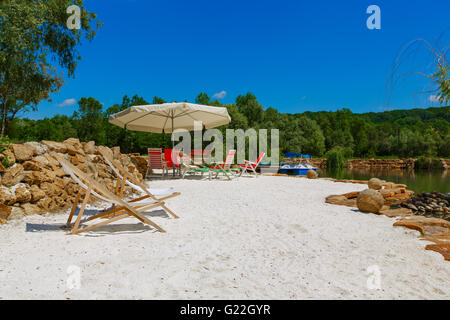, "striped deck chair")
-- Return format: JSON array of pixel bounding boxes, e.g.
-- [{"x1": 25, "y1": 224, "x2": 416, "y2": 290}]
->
[
  {"x1": 145, "y1": 148, "x2": 168, "y2": 179},
  {"x1": 54, "y1": 154, "x2": 166, "y2": 235},
  {"x1": 98, "y1": 149, "x2": 181, "y2": 219},
  {"x1": 239, "y1": 152, "x2": 265, "y2": 178},
  {"x1": 210, "y1": 149, "x2": 238, "y2": 180}
]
